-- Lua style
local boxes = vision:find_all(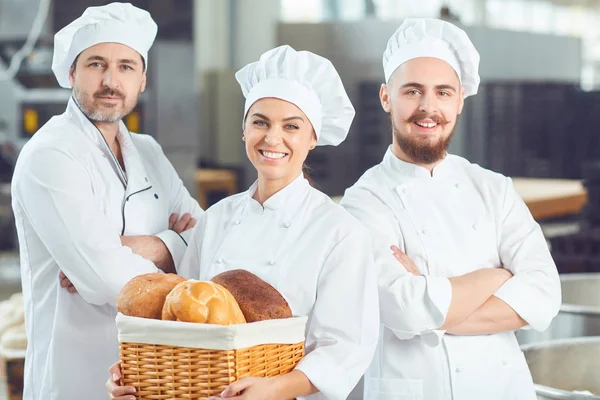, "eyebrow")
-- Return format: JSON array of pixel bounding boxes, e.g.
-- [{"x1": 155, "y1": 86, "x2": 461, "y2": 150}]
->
[
  {"x1": 84, "y1": 55, "x2": 139, "y2": 65},
  {"x1": 250, "y1": 113, "x2": 305, "y2": 123},
  {"x1": 400, "y1": 82, "x2": 458, "y2": 92}
]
